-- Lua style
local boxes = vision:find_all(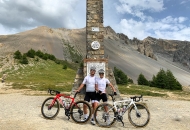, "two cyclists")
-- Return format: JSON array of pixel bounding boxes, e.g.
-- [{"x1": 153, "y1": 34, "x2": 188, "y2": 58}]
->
[{"x1": 76, "y1": 67, "x2": 117, "y2": 125}]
